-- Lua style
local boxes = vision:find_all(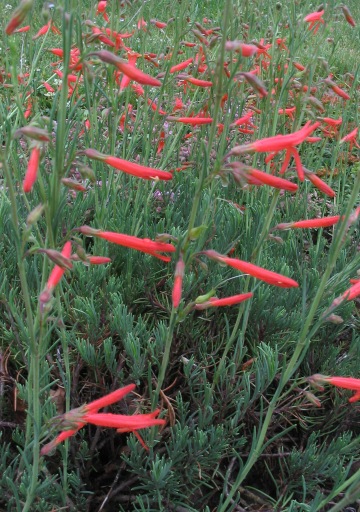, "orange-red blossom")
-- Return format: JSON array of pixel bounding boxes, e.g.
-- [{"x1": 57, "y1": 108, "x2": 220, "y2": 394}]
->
[
  {"x1": 309, "y1": 374, "x2": 360, "y2": 403},
  {"x1": 23, "y1": 146, "x2": 41, "y2": 193},
  {"x1": 340, "y1": 127, "x2": 359, "y2": 151},
  {"x1": 304, "y1": 10, "x2": 325, "y2": 34},
  {"x1": 202, "y1": 250, "x2": 298, "y2": 288},
  {"x1": 41, "y1": 384, "x2": 165, "y2": 455},
  {"x1": 167, "y1": 116, "x2": 213, "y2": 126},
  {"x1": 39, "y1": 241, "x2": 72, "y2": 305},
  {"x1": 227, "y1": 121, "x2": 321, "y2": 182},
  {"x1": 195, "y1": 292, "x2": 253, "y2": 309},
  {"x1": 303, "y1": 168, "x2": 335, "y2": 198},
  {"x1": 275, "y1": 215, "x2": 341, "y2": 230},
  {"x1": 275, "y1": 205, "x2": 360, "y2": 230},
  {"x1": 89, "y1": 50, "x2": 161, "y2": 87},
  {"x1": 81, "y1": 149, "x2": 172, "y2": 181},
  {"x1": 77, "y1": 226, "x2": 176, "y2": 262},
  {"x1": 172, "y1": 256, "x2": 185, "y2": 308},
  {"x1": 329, "y1": 279, "x2": 360, "y2": 310},
  {"x1": 227, "y1": 163, "x2": 298, "y2": 193}
]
